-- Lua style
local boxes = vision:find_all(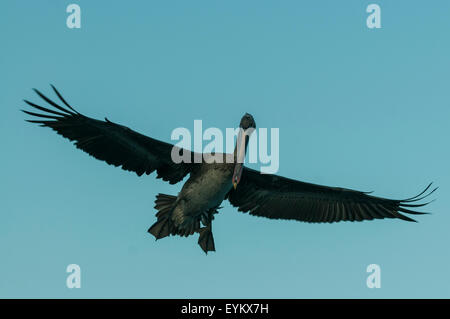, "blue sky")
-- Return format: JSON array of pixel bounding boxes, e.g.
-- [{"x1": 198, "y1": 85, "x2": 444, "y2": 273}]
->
[{"x1": 1, "y1": 1, "x2": 449, "y2": 298}]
